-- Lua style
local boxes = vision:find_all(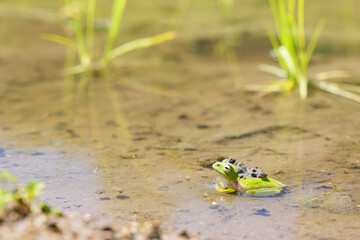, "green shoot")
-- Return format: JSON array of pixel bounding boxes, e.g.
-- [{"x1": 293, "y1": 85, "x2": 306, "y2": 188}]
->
[
  {"x1": 63, "y1": 31, "x2": 176, "y2": 76},
  {"x1": 248, "y1": 0, "x2": 324, "y2": 99},
  {"x1": 64, "y1": 0, "x2": 90, "y2": 68},
  {"x1": 248, "y1": 0, "x2": 360, "y2": 103},
  {"x1": 314, "y1": 71, "x2": 360, "y2": 103},
  {"x1": 102, "y1": 0, "x2": 127, "y2": 66},
  {"x1": 42, "y1": 33, "x2": 75, "y2": 49},
  {"x1": 43, "y1": 0, "x2": 177, "y2": 137},
  {"x1": 0, "y1": 170, "x2": 53, "y2": 214},
  {"x1": 46, "y1": 0, "x2": 176, "y2": 76}
]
